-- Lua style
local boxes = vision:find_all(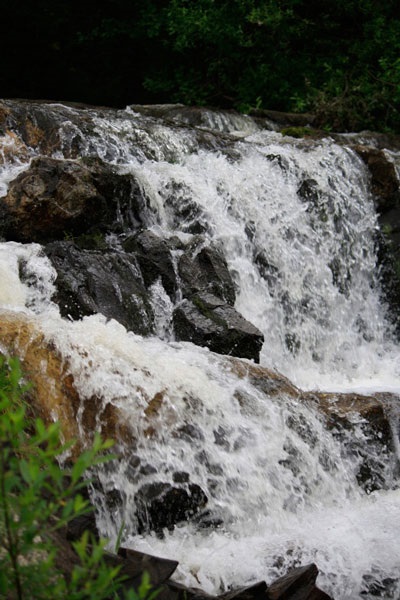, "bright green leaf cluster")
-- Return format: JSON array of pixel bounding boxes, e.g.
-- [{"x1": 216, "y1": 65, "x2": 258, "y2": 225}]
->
[{"x1": 0, "y1": 355, "x2": 158, "y2": 600}]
